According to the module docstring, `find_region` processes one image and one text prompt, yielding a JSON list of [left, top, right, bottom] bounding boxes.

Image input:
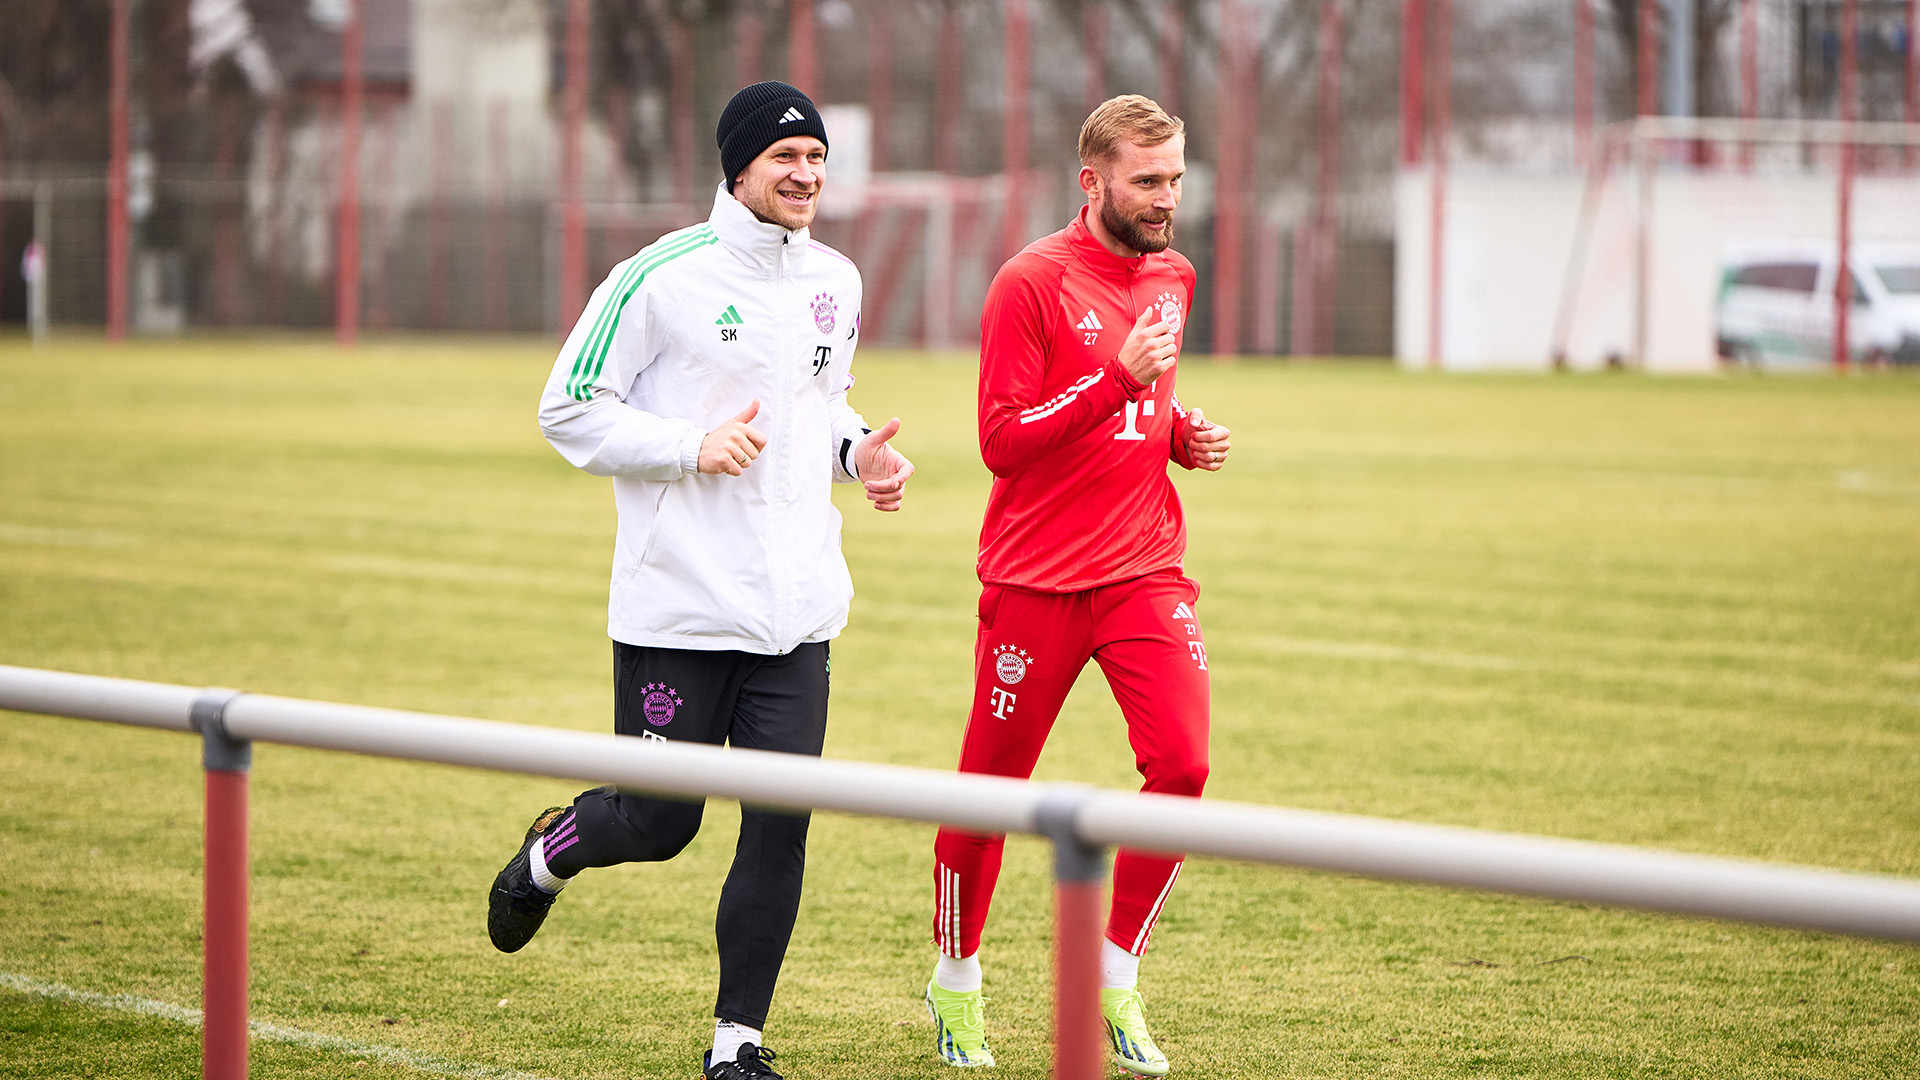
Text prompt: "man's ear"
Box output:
[[1078, 164, 1102, 202]]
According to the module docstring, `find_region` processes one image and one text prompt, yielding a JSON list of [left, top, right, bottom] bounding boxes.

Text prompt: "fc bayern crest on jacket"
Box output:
[[812, 293, 838, 334], [1155, 291, 1184, 334]]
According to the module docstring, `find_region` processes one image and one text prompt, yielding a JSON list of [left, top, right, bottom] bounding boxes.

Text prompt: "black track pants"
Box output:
[[546, 640, 830, 1029]]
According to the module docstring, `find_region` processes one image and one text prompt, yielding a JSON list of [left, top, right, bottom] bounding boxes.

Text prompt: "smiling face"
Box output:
[[1081, 134, 1185, 258], [731, 135, 827, 231]]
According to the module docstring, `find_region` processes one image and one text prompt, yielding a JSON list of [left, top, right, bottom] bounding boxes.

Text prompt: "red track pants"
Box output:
[[933, 569, 1211, 958]]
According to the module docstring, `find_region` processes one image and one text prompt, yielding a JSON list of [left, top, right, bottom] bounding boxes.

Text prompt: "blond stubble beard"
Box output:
[[1099, 194, 1173, 255]]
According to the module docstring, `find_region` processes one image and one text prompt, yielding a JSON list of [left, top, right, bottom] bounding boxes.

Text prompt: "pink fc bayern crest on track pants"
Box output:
[[933, 569, 1211, 958]]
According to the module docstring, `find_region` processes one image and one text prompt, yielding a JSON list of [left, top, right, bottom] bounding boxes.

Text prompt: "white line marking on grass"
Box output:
[[0, 972, 556, 1080], [0, 522, 133, 547], [1242, 635, 1920, 709], [1245, 635, 1525, 671]]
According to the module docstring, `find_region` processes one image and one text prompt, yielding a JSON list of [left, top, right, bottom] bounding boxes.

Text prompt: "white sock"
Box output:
[[527, 834, 569, 894], [1100, 939, 1140, 990], [934, 952, 982, 993], [712, 1019, 762, 1063]]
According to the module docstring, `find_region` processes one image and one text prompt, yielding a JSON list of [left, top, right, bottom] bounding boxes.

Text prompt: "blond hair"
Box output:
[[1077, 95, 1185, 168]]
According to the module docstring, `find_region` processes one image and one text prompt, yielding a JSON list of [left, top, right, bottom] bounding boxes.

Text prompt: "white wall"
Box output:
[[1397, 166, 1920, 373]]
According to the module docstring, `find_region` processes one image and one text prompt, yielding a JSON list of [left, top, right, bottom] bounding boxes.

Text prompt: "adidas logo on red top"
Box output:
[[1075, 310, 1104, 331], [1171, 602, 1195, 621]]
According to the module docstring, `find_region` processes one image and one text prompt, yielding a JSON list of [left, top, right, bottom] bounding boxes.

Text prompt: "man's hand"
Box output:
[[851, 417, 914, 512], [1116, 305, 1179, 387], [698, 400, 768, 476], [1184, 407, 1231, 471]]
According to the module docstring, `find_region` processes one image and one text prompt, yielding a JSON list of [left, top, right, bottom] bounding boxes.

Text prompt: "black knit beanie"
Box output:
[[717, 81, 830, 190]]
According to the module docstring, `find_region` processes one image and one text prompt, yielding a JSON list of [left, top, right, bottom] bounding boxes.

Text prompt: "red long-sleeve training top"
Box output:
[[976, 206, 1202, 592]]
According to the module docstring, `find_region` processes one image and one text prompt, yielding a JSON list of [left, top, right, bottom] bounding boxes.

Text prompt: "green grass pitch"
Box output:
[[2, 336, 1917, 1078]]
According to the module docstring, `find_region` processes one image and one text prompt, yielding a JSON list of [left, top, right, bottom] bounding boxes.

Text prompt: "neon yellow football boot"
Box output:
[[1100, 987, 1170, 1076], [925, 978, 996, 1067]]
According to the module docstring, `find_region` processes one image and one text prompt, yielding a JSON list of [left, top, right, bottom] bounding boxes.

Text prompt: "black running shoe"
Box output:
[[487, 806, 568, 953], [703, 1044, 784, 1080]]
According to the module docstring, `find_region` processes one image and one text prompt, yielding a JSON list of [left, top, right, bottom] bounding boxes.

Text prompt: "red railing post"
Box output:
[[193, 690, 250, 1080], [1037, 793, 1106, 1080]]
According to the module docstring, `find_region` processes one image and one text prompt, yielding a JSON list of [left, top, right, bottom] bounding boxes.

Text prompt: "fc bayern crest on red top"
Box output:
[[640, 682, 683, 726], [992, 644, 1032, 685], [1156, 291, 1184, 334], [811, 293, 838, 334]]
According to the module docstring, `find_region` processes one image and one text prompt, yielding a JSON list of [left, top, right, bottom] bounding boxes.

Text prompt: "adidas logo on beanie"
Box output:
[[717, 81, 830, 189]]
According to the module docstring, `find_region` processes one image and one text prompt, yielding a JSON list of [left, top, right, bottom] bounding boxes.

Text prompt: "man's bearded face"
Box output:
[[1099, 184, 1175, 254]]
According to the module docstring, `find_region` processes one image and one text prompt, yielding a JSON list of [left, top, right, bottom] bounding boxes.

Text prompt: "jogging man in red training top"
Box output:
[[923, 95, 1230, 1077]]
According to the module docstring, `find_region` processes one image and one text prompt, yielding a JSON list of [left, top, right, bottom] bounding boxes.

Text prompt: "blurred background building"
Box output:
[[0, 0, 1915, 365]]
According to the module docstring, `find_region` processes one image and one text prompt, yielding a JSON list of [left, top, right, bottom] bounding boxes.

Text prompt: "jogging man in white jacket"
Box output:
[[488, 81, 912, 1080]]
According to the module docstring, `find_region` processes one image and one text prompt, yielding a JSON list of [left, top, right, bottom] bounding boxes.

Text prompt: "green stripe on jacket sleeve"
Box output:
[[564, 226, 717, 402]]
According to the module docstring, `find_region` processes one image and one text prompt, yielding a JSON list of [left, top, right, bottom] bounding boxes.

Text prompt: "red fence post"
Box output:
[[486, 101, 509, 331], [1835, 0, 1858, 372], [789, 0, 818, 99], [869, 4, 894, 174], [1158, 2, 1183, 119], [1037, 794, 1107, 1080], [0, 102, 7, 322], [1401, 0, 1424, 168], [193, 690, 250, 1080], [1636, 0, 1658, 119], [427, 103, 451, 328], [336, 0, 364, 348], [559, 0, 589, 334], [1575, 0, 1593, 166], [1907, 0, 1918, 169], [1213, 0, 1244, 357], [108, 0, 130, 342], [1001, 0, 1031, 267], [1427, 0, 1451, 369], [1314, 0, 1343, 357], [1740, 0, 1757, 170], [737, 5, 765, 86], [1083, 4, 1107, 115], [670, 21, 695, 204], [936, 7, 963, 176]]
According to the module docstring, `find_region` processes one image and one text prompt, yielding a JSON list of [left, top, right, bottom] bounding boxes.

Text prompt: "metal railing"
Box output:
[[4, 663, 1918, 1079]]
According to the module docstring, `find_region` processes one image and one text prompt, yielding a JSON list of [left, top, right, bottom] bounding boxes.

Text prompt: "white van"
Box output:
[[1716, 243, 1920, 369]]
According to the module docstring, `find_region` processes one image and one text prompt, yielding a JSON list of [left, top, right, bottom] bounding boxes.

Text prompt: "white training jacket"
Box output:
[[539, 184, 869, 654]]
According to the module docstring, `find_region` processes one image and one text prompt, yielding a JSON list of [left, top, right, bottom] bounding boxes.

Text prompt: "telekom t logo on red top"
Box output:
[[1115, 381, 1158, 441]]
